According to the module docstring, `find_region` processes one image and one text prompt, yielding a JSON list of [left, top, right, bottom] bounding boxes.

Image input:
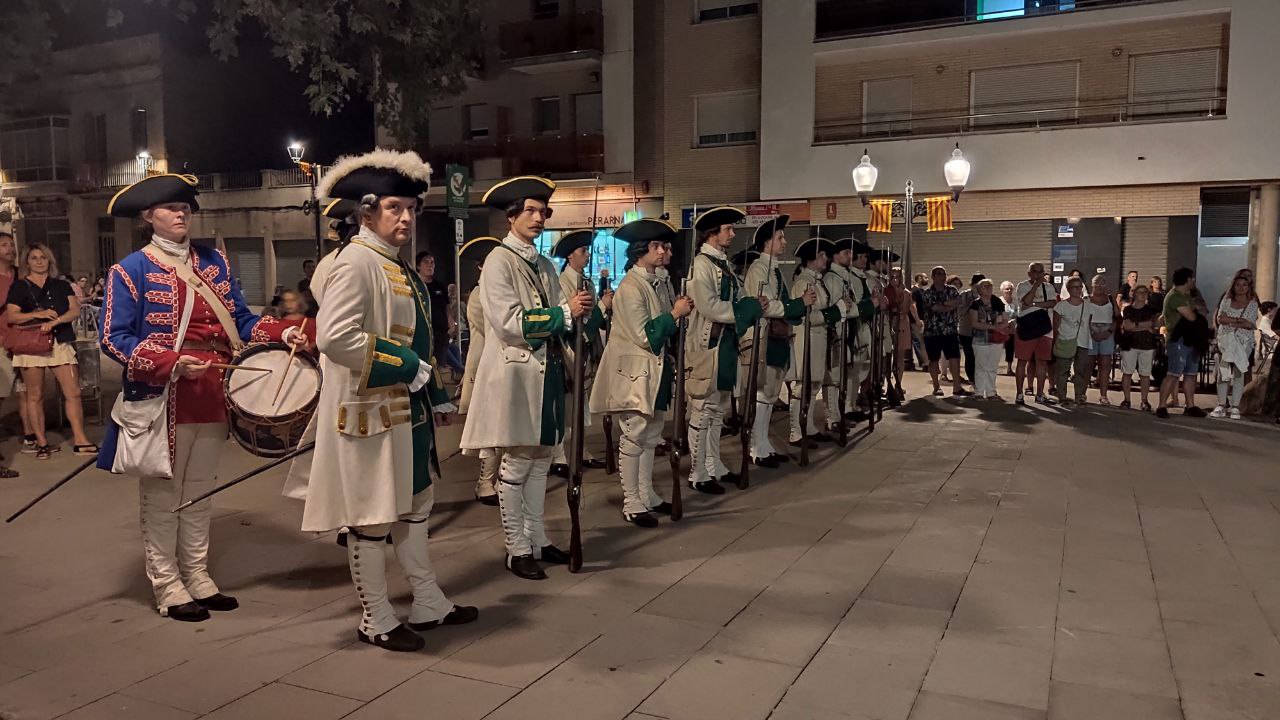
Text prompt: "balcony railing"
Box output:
[[813, 95, 1226, 145], [429, 132, 605, 179], [816, 0, 1183, 41], [64, 162, 314, 193], [499, 10, 603, 62]]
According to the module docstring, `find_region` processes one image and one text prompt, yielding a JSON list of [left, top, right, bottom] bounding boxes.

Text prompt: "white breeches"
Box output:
[[494, 445, 556, 558], [616, 410, 666, 515]]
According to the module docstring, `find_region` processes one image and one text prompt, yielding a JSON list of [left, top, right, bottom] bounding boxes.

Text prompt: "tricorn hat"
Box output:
[[795, 236, 836, 263], [693, 206, 745, 233], [482, 176, 556, 210], [751, 214, 789, 251], [551, 229, 595, 259], [460, 236, 501, 265], [318, 149, 432, 201], [107, 173, 201, 217]]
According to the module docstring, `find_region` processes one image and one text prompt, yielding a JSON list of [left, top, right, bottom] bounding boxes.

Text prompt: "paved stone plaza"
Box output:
[[2, 372, 1280, 720]]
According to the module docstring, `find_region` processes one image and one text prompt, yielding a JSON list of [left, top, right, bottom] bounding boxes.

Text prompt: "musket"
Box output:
[[601, 273, 618, 476], [837, 302, 851, 448], [567, 174, 600, 573], [668, 277, 688, 522], [868, 272, 881, 433], [738, 275, 767, 489], [173, 442, 315, 513], [6, 456, 97, 523], [799, 274, 815, 467]]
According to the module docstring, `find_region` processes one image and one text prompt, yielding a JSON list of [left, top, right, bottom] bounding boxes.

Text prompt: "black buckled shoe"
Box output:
[[194, 593, 239, 612], [753, 455, 780, 468], [654, 442, 670, 457], [409, 605, 479, 631], [583, 458, 606, 470], [769, 453, 791, 464], [549, 463, 571, 478], [650, 501, 673, 516], [624, 511, 659, 528], [844, 410, 868, 422], [475, 492, 499, 507], [165, 601, 210, 623], [358, 624, 425, 652], [689, 480, 725, 495], [507, 554, 547, 580], [811, 432, 836, 444], [538, 545, 571, 565], [719, 472, 741, 487], [789, 438, 817, 449]]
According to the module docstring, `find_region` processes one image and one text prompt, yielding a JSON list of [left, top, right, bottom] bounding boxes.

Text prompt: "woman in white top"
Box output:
[[1052, 276, 1090, 405], [1084, 275, 1120, 405], [1212, 270, 1259, 419]]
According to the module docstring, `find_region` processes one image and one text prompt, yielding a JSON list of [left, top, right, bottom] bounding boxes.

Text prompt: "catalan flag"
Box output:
[[925, 196, 954, 232], [867, 199, 894, 233]]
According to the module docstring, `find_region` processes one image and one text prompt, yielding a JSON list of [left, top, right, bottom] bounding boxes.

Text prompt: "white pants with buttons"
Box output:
[[616, 410, 666, 515], [138, 422, 225, 613], [348, 486, 454, 637], [493, 445, 556, 558], [687, 390, 728, 483]]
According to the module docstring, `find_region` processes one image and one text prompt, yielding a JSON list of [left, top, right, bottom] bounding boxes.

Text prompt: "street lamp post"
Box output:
[[288, 141, 324, 261], [850, 143, 971, 277]]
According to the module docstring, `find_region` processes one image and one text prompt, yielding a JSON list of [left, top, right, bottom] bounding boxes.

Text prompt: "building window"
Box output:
[[1129, 48, 1222, 118], [574, 92, 603, 133], [862, 77, 912, 137], [83, 114, 107, 165], [532, 0, 559, 18], [98, 217, 117, 270], [131, 108, 148, 155], [465, 104, 490, 140], [970, 61, 1079, 128], [224, 237, 267, 305], [695, 0, 758, 23], [535, 97, 562, 134], [0, 116, 70, 183], [694, 92, 759, 147]]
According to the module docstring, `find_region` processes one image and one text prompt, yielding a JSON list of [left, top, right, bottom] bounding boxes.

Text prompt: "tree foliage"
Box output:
[[0, 0, 483, 146]]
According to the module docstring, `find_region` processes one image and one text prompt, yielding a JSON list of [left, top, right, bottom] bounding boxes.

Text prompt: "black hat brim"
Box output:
[[795, 236, 835, 262], [615, 218, 677, 246], [694, 206, 746, 233], [108, 174, 201, 217], [552, 229, 594, 258], [751, 214, 790, 250], [322, 198, 359, 220], [328, 167, 430, 202], [482, 176, 556, 210], [460, 237, 501, 264]]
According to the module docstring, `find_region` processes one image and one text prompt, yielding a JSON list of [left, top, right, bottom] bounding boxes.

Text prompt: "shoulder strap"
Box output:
[[147, 245, 245, 350], [496, 244, 550, 307]]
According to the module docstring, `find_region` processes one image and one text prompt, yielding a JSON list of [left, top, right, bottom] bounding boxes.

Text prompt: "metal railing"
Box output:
[[429, 132, 605, 177], [816, 0, 1184, 41], [814, 95, 1226, 144], [499, 10, 603, 62]]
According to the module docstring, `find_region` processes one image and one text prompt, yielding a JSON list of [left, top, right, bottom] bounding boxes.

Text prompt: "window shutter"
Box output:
[[970, 62, 1078, 128], [907, 220, 1053, 290], [862, 77, 912, 136], [225, 238, 266, 306], [696, 93, 760, 145], [1129, 49, 1220, 118], [1121, 218, 1169, 281]]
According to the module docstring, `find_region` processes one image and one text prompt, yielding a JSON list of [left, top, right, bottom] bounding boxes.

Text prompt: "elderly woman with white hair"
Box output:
[[999, 281, 1017, 375], [968, 278, 1012, 399]]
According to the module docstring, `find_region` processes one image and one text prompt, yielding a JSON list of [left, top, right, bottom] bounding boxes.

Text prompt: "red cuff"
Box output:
[[129, 342, 179, 385], [251, 315, 287, 343]]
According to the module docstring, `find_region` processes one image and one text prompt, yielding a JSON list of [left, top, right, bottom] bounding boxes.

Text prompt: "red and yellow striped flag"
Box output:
[[867, 199, 893, 233], [925, 197, 954, 232]]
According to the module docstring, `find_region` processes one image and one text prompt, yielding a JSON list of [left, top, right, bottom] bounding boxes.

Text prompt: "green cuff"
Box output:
[[821, 306, 843, 327], [783, 297, 807, 321], [857, 297, 877, 322], [585, 304, 606, 335], [523, 305, 566, 341], [362, 335, 421, 393], [643, 312, 678, 355], [733, 297, 764, 337]]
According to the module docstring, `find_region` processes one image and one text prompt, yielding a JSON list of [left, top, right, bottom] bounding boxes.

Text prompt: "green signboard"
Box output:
[[446, 163, 470, 219]]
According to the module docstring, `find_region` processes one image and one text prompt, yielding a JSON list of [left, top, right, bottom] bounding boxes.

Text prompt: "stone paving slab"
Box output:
[[3, 372, 1280, 719]]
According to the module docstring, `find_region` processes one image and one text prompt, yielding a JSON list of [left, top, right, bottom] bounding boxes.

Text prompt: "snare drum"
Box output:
[[224, 343, 322, 457]]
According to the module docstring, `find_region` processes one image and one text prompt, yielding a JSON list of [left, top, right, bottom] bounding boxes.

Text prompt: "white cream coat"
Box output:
[[589, 266, 669, 418]]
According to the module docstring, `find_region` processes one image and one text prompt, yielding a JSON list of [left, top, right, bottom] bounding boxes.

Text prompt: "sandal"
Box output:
[[1099, 397, 1111, 406], [1141, 401, 1153, 412], [932, 387, 944, 397], [36, 446, 52, 460], [73, 444, 99, 456], [0, 467, 18, 478], [1119, 400, 1131, 409]]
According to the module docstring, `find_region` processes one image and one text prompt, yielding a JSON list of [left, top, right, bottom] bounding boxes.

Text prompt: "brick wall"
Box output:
[[660, 2, 762, 219], [814, 14, 1228, 131], [812, 183, 1202, 225]]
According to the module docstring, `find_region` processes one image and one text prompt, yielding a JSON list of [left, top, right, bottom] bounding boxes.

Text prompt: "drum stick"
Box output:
[[208, 363, 271, 372], [271, 342, 301, 406]]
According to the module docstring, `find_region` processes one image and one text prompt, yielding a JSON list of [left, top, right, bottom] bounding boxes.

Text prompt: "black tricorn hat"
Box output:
[[731, 248, 760, 273], [551, 229, 594, 259], [795, 237, 836, 262], [482, 176, 556, 210], [460, 236, 501, 265], [107, 173, 200, 217], [318, 149, 432, 201], [322, 198, 359, 220], [870, 248, 902, 263], [751, 214, 790, 251], [832, 236, 873, 257], [615, 217, 678, 246], [693, 206, 745, 233]]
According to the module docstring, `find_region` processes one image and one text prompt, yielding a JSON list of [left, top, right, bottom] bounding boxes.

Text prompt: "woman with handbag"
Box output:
[[98, 173, 306, 622], [4, 242, 97, 459]]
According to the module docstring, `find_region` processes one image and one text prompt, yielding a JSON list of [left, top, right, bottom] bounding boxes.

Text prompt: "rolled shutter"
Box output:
[[1121, 217, 1169, 281], [907, 220, 1052, 290], [224, 237, 267, 306], [1129, 49, 1221, 118], [970, 62, 1078, 128]]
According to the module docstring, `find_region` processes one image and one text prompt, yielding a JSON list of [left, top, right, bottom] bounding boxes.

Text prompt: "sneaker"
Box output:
[[1141, 401, 1153, 412], [1210, 405, 1226, 418], [1229, 407, 1242, 420], [1119, 400, 1131, 409], [1184, 406, 1207, 418], [21, 435, 38, 453], [1042, 395, 1058, 405], [1155, 407, 1170, 418], [1016, 395, 1025, 406]]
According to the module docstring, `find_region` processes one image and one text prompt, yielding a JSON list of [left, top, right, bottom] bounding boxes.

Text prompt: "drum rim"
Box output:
[[223, 341, 322, 422]]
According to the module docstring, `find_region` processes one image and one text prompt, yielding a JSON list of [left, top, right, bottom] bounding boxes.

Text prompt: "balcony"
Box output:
[[816, 0, 1182, 41], [68, 162, 312, 193], [428, 133, 604, 180], [499, 10, 603, 74], [814, 95, 1226, 145]]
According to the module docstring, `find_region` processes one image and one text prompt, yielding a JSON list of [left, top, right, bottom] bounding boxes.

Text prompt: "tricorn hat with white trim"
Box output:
[[318, 149, 432, 202]]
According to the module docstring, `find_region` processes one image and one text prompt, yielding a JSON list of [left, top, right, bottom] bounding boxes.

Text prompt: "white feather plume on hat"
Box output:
[[317, 148, 433, 199]]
